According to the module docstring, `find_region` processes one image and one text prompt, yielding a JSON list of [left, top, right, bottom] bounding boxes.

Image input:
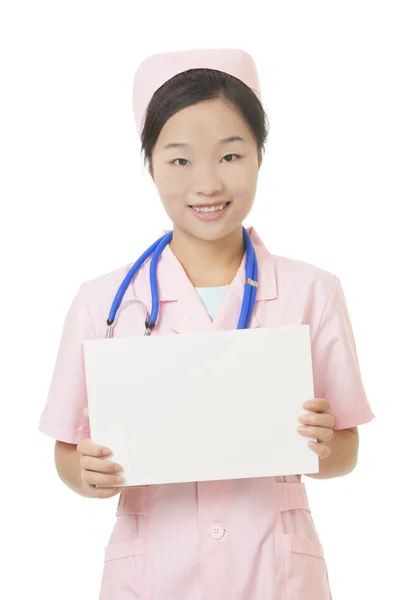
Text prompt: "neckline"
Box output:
[[195, 284, 230, 291]]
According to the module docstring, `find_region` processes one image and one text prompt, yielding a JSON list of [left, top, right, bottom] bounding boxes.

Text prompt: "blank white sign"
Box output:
[[83, 325, 318, 486]]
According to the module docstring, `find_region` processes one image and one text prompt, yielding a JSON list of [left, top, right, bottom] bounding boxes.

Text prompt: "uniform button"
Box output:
[[209, 523, 225, 540], [83, 407, 89, 417]]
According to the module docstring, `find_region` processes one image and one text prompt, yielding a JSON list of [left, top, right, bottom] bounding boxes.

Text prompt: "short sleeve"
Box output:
[[311, 276, 375, 430], [38, 284, 95, 443]]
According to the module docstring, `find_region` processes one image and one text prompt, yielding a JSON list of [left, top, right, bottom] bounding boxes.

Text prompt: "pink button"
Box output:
[[209, 523, 225, 540]]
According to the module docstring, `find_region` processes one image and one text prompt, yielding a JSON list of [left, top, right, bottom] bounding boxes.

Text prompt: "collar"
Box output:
[[155, 226, 277, 302], [126, 226, 278, 333]]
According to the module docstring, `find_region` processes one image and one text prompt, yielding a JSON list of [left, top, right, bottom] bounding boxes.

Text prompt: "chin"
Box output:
[[184, 220, 244, 243]]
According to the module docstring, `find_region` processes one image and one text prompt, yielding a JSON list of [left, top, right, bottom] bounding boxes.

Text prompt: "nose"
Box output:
[[192, 163, 224, 195]]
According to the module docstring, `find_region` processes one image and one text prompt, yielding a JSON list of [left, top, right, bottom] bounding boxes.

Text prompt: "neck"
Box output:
[[169, 226, 245, 287]]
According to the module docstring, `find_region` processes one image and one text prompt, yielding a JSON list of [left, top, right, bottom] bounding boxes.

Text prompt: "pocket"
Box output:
[[276, 482, 332, 600], [281, 533, 331, 600], [282, 533, 324, 558], [104, 537, 147, 562], [99, 538, 148, 600]]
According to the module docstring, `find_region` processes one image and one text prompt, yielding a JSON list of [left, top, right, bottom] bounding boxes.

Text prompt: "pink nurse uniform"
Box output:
[[39, 226, 375, 599]]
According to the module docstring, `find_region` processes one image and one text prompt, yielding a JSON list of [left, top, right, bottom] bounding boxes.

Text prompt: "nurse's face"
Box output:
[[150, 97, 262, 242]]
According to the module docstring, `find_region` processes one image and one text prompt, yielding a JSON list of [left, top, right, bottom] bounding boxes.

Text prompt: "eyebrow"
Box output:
[[163, 135, 245, 150]]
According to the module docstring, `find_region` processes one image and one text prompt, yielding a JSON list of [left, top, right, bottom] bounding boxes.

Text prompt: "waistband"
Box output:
[[116, 481, 310, 516]]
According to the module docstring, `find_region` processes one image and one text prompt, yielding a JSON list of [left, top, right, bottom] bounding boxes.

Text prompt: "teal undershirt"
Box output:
[[195, 285, 230, 321]]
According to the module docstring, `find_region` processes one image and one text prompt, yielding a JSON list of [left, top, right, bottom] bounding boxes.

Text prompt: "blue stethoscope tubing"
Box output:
[[106, 226, 258, 338]]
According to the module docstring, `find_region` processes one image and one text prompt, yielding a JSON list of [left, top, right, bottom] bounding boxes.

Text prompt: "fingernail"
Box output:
[[102, 448, 111, 455], [116, 476, 124, 483]]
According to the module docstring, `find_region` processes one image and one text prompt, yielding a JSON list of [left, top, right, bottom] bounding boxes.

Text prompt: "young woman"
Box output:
[[39, 48, 375, 600]]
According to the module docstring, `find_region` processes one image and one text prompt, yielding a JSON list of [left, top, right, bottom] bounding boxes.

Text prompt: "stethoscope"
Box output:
[[105, 226, 258, 338]]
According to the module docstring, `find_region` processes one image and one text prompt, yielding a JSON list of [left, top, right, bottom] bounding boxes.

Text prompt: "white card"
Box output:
[[83, 325, 318, 487]]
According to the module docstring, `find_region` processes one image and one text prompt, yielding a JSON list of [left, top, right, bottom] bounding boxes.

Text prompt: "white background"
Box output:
[[1, 1, 398, 598]]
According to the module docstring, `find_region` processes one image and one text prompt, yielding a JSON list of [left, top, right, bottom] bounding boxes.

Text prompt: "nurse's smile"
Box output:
[[188, 200, 231, 220]]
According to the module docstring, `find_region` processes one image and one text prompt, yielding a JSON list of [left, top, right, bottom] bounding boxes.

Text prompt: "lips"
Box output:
[[188, 201, 231, 221], [188, 201, 231, 213], [189, 201, 230, 208]]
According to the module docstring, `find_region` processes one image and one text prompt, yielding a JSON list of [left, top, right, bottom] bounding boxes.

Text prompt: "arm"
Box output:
[[54, 440, 87, 496]]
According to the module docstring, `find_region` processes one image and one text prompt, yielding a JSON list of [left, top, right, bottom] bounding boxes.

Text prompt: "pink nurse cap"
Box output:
[[132, 48, 262, 136]]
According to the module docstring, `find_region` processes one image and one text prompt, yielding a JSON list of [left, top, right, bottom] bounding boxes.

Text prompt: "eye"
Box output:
[[171, 158, 189, 166], [222, 154, 240, 162], [171, 154, 240, 167]]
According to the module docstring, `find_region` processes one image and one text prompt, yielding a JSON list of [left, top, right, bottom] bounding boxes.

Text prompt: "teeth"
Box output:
[[192, 203, 227, 213]]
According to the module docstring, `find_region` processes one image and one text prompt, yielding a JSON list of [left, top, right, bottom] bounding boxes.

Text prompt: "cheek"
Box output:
[[228, 169, 258, 199], [158, 189, 187, 219], [164, 179, 188, 196], [156, 168, 188, 196], [155, 176, 187, 211]]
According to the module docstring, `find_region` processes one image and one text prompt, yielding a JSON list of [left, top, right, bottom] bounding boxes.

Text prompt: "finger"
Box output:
[[299, 412, 335, 429], [77, 439, 112, 458], [81, 455, 123, 474], [309, 441, 331, 459], [297, 425, 334, 443], [303, 398, 330, 413], [83, 470, 125, 487], [80, 475, 123, 499]]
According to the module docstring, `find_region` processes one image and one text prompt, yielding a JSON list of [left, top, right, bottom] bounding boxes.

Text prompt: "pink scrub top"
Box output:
[[38, 226, 375, 600]]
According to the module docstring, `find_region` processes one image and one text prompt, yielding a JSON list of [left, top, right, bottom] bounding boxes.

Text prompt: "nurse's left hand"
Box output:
[[297, 398, 335, 459]]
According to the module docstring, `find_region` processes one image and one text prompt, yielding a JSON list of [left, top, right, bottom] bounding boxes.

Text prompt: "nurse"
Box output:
[[38, 48, 375, 599]]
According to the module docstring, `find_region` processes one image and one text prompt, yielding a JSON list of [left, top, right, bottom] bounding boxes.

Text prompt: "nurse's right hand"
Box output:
[[77, 439, 124, 499]]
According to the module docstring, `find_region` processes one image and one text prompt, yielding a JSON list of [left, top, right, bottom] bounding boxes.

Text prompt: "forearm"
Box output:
[[54, 441, 88, 497], [305, 428, 359, 479]]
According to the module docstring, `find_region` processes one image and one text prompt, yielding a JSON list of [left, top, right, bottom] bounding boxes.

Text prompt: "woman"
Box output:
[[39, 48, 375, 599]]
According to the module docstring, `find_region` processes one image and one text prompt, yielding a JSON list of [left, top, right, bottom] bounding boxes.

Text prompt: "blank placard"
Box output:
[[83, 325, 318, 487]]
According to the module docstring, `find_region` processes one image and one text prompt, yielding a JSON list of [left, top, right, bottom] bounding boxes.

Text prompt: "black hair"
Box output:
[[140, 67, 270, 177]]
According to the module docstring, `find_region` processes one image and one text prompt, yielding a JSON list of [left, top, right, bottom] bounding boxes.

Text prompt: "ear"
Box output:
[[148, 159, 154, 180], [258, 149, 263, 169]]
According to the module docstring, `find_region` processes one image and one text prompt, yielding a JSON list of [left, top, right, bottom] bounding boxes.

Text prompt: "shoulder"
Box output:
[[272, 252, 339, 299], [269, 253, 345, 335], [77, 261, 143, 332], [252, 227, 338, 303], [80, 262, 134, 299]]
